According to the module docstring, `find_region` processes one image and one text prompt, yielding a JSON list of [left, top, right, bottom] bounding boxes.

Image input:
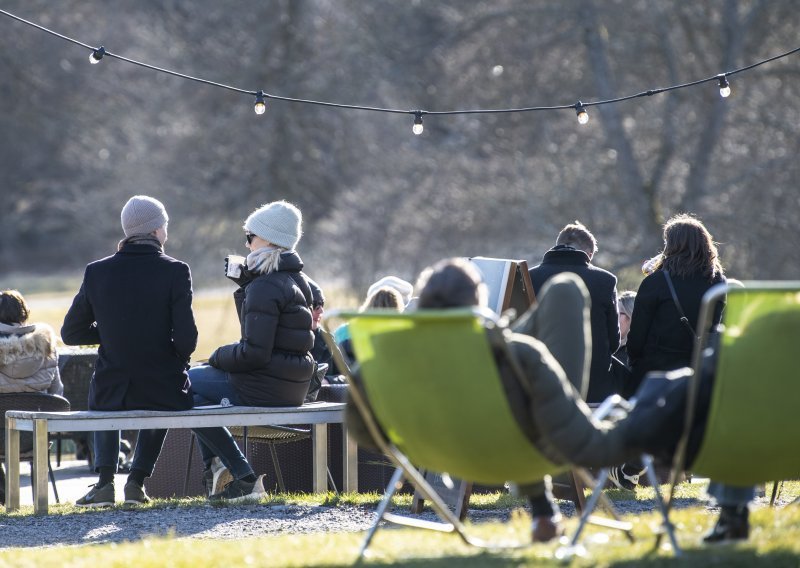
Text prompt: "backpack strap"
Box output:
[[663, 270, 697, 340]]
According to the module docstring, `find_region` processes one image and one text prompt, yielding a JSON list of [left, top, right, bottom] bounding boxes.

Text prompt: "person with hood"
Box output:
[[0, 290, 63, 396], [0, 289, 64, 505]]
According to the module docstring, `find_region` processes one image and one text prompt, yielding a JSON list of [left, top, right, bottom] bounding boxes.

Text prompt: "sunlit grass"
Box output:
[[0, 487, 798, 567], [23, 286, 358, 361]]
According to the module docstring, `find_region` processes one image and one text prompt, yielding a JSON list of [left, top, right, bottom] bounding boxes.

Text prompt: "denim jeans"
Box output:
[[707, 481, 756, 506], [190, 364, 243, 407], [188, 364, 253, 479], [93, 429, 167, 476]]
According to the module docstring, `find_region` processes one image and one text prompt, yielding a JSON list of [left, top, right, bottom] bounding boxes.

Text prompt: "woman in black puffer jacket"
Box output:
[[188, 200, 315, 500]]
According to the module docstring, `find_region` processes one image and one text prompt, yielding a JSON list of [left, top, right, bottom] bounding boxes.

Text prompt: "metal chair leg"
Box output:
[[359, 467, 405, 558], [183, 432, 196, 497], [47, 460, 59, 504], [268, 442, 286, 492], [770, 481, 783, 507], [641, 454, 681, 555]]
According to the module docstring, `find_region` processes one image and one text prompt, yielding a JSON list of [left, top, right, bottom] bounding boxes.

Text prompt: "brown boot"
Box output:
[[532, 515, 564, 543]]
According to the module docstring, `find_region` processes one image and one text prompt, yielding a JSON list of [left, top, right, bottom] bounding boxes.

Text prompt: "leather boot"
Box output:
[[703, 505, 749, 543]]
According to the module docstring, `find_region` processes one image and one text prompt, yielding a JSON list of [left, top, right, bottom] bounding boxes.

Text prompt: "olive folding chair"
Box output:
[[661, 281, 800, 554], [324, 308, 634, 559]]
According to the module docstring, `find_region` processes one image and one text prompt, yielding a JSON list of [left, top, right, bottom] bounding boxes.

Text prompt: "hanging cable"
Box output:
[[1, 8, 799, 133]]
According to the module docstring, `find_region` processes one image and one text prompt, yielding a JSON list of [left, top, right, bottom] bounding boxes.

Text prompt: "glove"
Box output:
[[224, 257, 255, 287]]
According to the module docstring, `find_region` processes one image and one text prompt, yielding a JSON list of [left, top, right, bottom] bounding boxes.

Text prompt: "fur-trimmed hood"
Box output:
[[0, 323, 58, 378]]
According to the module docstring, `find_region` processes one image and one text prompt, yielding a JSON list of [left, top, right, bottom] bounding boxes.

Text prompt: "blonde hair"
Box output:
[[249, 246, 287, 275], [617, 291, 636, 318], [359, 287, 404, 312]]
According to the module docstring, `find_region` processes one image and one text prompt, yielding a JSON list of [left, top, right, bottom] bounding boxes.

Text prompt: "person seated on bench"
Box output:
[[61, 195, 263, 507], [350, 257, 739, 543], [0, 289, 64, 505], [188, 201, 315, 498], [307, 278, 346, 392]]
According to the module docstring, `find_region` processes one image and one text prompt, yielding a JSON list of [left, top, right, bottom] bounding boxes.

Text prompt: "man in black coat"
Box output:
[[529, 221, 620, 403], [62, 195, 197, 508]]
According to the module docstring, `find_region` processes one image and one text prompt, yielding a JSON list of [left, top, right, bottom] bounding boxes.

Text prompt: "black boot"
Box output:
[[703, 505, 749, 543]]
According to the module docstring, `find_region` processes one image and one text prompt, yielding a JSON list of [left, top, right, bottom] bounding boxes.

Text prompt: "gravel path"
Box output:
[[0, 493, 786, 549]]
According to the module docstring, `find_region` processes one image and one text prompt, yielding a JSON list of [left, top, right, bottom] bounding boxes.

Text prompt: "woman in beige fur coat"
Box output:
[[0, 290, 63, 395]]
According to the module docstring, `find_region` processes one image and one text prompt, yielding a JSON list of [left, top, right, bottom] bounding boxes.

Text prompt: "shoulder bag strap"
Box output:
[[663, 270, 697, 340]]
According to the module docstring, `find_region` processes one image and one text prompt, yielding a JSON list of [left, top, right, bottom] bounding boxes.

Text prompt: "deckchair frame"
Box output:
[[323, 308, 635, 559], [659, 281, 800, 553]]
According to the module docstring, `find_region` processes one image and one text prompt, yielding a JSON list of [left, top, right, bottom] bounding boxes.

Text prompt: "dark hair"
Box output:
[[0, 290, 30, 324], [417, 258, 482, 309], [360, 287, 403, 311], [658, 214, 723, 280], [556, 220, 598, 256]]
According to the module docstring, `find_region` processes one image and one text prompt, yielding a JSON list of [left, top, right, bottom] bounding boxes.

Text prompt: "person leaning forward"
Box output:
[[61, 195, 197, 508]]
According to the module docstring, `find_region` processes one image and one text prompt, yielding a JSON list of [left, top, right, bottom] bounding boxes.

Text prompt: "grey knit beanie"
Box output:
[[121, 195, 169, 237], [243, 201, 302, 250]]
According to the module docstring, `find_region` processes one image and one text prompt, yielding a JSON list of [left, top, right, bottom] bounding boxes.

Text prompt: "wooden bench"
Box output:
[[5, 401, 357, 514]]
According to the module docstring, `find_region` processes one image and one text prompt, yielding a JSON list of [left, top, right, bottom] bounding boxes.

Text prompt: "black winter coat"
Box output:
[[627, 269, 725, 391], [209, 251, 315, 406], [61, 244, 197, 411], [529, 246, 620, 402]]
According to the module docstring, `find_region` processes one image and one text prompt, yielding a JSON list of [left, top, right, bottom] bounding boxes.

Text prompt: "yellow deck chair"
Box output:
[[662, 282, 800, 553], [324, 308, 634, 559]]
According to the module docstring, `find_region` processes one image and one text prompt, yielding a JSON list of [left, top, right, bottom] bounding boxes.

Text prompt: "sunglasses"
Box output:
[[245, 232, 256, 245]]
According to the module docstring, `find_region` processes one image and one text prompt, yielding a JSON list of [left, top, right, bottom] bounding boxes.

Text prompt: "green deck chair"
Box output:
[[662, 282, 800, 553], [324, 308, 633, 558]]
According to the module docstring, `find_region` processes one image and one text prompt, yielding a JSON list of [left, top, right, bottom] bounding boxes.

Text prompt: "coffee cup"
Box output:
[[226, 255, 246, 278]]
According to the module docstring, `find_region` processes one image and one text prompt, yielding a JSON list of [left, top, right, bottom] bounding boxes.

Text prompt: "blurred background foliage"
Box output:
[[1, 0, 798, 298]]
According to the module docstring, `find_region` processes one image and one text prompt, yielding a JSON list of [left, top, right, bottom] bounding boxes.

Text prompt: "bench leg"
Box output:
[[342, 422, 358, 493], [311, 424, 328, 493], [5, 417, 21, 511], [32, 419, 49, 515]]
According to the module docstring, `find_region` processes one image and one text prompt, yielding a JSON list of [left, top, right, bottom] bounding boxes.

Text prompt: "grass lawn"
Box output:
[[0, 483, 797, 567], [24, 286, 358, 361]]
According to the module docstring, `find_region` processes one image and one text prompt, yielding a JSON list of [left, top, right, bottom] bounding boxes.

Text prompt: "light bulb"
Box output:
[[89, 46, 105, 65], [412, 114, 424, 135], [575, 102, 589, 125], [718, 75, 731, 98], [254, 91, 267, 115]]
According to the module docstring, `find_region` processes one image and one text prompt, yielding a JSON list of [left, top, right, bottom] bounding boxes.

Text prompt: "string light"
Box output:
[[717, 74, 731, 98], [254, 90, 267, 115], [412, 112, 424, 135], [1, 8, 799, 136], [89, 46, 105, 65], [575, 102, 589, 124]]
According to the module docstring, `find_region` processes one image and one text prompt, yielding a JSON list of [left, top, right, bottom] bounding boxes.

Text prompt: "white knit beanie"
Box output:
[[244, 201, 303, 250], [120, 195, 169, 237], [367, 276, 414, 304]]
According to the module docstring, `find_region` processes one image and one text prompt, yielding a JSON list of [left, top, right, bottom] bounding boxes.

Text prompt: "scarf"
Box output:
[[118, 234, 164, 252], [246, 245, 283, 275]]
